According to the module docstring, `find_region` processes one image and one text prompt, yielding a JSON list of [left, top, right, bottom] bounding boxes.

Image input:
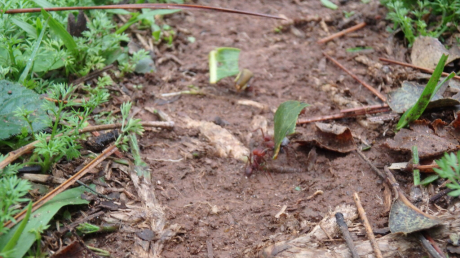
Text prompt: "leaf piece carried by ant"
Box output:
[[273, 100, 309, 159], [295, 123, 356, 153], [384, 120, 459, 159]]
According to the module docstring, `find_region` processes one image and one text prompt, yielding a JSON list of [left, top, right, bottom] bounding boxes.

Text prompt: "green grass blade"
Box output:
[[40, 9, 78, 56], [1, 202, 32, 254], [18, 18, 48, 83], [396, 54, 454, 130], [10, 18, 38, 38]]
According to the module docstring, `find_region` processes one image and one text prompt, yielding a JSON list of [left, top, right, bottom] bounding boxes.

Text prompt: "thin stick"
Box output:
[[353, 192, 383, 258], [335, 212, 359, 258], [4, 145, 117, 229], [3, 4, 285, 20], [76, 180, 113, 200], [323, 52, 387, 102], [340, 104, 390, 114], [417, 233, 444, 258], [0, 121, 173, 170], [70, 64, 115, 86], [379, 57, 460, 81], [422, 232, 447, 258], [297, 107, 390, 125], [318, 22, 366, 44]]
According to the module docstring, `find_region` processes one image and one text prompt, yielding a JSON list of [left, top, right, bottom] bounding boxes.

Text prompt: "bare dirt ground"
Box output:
[[79, 0, 450, 257]]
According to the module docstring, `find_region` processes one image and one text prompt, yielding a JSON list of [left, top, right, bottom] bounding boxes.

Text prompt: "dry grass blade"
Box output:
[[4, 145, 117, 229], [3, 3, 285, 20]]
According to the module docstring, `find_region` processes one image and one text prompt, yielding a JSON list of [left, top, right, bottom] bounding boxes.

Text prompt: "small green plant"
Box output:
[[115, 101, 144, 152], [396, 54, 455, 130], [426, 151, 460, 197], [412, 146, 420, 185], [382, 0, 460, 44]]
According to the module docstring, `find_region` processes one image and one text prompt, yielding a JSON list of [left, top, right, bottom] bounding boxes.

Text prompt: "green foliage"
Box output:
[[209, 47, 241, 84], [396, 54, 455, 130], [432, 151, 460, 197], [0, 186, 91, 258], [0, 80, 51, 140], [382, 0, 460, 44], [115, 101, 144, 152], [0, 202, 32, 258], [273, 101, 309, 159]]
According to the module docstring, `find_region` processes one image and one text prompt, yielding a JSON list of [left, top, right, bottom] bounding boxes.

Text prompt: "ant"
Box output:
[[244, 147, 273, 179], [244, 128, 290, 178]]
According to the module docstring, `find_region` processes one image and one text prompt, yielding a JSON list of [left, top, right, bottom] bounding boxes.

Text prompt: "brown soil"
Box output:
[[85, 0, 440, 257]]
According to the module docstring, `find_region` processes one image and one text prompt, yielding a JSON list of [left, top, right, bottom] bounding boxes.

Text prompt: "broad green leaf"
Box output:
[[10, 18, 37, 38], [0, 80, 51, 140], [0, 186, 90, 258], [273, 101, 309, 159], [41, 9, 78, 56], [19, 18, 48, 83], [209, 47, 240, 84], [396, 54, 455, 130], [32, 50, 65, 72], [0, 202, 32, 255]]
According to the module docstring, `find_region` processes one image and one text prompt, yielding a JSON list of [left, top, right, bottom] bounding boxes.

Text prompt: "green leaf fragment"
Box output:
[[1, 203, 32, 255], [321, 0, 338, 10], [273, 101, 309, 159], [209, 47, 241, 84]]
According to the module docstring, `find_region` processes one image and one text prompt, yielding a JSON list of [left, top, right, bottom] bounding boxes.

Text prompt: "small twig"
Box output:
[[70, 64, 115, 86], [356, 149, 386, 180], [4, 145, 117, 229], [306, 190, 323, 200], [3, 4, 286, 20], [297, 107, 389, 125], [430, 188, 454, 203], [379, 57, 460, 81], [335, 212, 359, 258], [417, 232, 444, 258], [353, 192, 383, 258], [0, 121, 173, 170], [206, 239, 214, 258], [323, 52, 387, 102], [340, 104, 390, 114], [318, 22, 366, 44], [423, 232, 447, 258], [319, 222, 334, 241], [161, 90, 203, 97], [76, 180, 114, 200]]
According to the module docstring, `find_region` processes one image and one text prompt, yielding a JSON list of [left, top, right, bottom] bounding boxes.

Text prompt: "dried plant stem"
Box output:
[[379, 57, 460, 81], [0, 121, 173, 170], [4, 145, 117, 229], [340, 104, 390, 114], [353, 192, 383, 258], [3, 3, 285, 20], [317, 22, 366, 44], [297, 106, 389, 125], [323, 52, 387, 102], [417, 233, 444, 258]]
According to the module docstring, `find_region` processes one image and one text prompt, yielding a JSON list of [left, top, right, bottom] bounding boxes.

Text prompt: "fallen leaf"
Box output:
[[411, 36, 460, 69], [389, 198, 441, 234], [384, 121, 458, 159], [296, 123, 356, 153]]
